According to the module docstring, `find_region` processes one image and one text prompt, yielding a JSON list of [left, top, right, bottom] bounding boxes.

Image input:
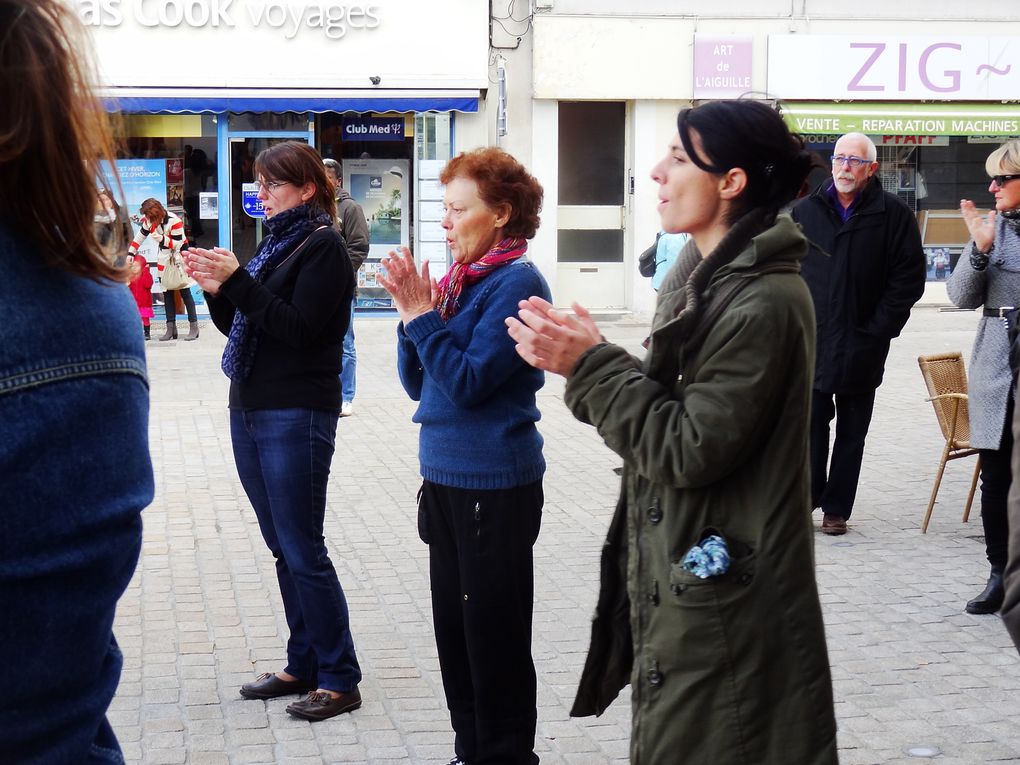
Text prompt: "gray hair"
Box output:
[[837, 132, 877, 162], [322, 157, 342, 177]]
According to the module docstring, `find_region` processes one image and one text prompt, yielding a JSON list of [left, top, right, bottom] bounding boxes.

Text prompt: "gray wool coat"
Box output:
[[946, 216, 1020, 450]]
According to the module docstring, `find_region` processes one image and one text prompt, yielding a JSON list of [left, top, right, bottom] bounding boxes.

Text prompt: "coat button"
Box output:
[[647, 504, 662, 524], [644, 660, 660, 685]]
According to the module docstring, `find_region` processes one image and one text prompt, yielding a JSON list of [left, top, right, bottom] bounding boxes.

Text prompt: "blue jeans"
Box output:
[[230, 407, 361, 692], [340, 301, 356, 403]]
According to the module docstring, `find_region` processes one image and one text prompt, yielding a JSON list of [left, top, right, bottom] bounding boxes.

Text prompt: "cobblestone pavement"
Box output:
[[112, 306, 1020, 765]]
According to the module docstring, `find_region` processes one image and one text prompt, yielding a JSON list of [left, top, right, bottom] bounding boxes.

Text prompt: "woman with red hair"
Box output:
[[379, 147, 551, 765]]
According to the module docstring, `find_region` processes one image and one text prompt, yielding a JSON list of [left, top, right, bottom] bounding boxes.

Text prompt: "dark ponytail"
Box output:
[[668, 100, 819, 351], [677, 100, 818, 224]]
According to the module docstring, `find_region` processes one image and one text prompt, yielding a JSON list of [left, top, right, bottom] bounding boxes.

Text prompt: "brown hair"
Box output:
[[139, 198, 168, 225], [254, 141, 336, 221], [440, 147, 543, 239], [0, 0, 123, 280]]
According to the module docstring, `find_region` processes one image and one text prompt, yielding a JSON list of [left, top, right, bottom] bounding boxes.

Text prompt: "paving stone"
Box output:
[[109, 310, 1020, 763]]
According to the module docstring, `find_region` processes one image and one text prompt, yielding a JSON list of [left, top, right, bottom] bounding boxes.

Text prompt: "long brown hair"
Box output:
[[254, 141, 337, 221], [0, 0, 123, 280]]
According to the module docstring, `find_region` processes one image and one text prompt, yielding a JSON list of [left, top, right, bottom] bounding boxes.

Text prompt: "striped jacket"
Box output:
[[128, 211, 187, 259]]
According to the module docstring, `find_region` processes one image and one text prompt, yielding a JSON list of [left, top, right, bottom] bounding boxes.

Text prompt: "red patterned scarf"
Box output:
[[436, 237, 528, 320]]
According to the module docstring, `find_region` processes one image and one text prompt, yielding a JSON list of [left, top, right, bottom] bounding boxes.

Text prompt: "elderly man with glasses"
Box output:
[[791, 132, 925, 536]]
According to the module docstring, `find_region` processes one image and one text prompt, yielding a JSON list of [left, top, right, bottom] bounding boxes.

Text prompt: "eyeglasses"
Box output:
[[253, 179, 289, 192], [830, 155, 871, 169], [991, 174, 1020, 187]]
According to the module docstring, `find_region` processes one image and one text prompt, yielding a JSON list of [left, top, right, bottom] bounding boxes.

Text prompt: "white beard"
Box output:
[[833, 176, 859, 194]]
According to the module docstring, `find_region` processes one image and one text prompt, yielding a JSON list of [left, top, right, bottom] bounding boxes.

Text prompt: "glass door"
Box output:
[[219, 114, 314, 260], [555, 101, 629, 309]]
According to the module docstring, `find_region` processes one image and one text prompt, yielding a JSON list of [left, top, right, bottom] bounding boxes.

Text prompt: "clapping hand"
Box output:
[[960, 199, 996, 254], [377, 246, 438, 325], [183, 247, 240, 296], [506, 297, 602, 378]]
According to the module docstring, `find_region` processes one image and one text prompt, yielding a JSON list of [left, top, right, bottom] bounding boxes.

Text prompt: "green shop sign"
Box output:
[[781, 103, 1020, 137]]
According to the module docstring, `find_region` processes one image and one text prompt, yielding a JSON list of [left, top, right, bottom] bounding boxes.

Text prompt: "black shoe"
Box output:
[[965, 572, 1005, 614], [239, 672, 317, 700], [286, 687, 362, 721]]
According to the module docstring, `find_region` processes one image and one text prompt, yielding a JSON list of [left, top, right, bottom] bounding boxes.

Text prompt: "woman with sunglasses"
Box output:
[[184, 141, 362, 721], [947, 140, 1020, 616]]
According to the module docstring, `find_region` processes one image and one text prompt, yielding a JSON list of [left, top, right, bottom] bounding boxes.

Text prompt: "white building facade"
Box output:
[[515, 0, 1020, 315]]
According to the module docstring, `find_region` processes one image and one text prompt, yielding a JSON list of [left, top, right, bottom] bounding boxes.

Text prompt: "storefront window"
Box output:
[[316, 112, 421, 310], [113, 114, 220, 251], [804, 135, 1001, 282]]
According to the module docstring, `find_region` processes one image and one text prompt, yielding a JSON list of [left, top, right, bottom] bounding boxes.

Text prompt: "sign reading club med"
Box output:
[[768, 35, 1020, 101]]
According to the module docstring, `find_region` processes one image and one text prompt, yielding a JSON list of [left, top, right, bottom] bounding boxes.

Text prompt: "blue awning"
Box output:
[[101, 88, 480, 115]]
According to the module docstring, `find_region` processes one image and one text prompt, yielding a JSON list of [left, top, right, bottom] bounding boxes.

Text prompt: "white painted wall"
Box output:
[[530, 9, 1020, 312], [529, 100, 559, 297], [630, 100, 688, 318], [533, 15, 1020, 101]]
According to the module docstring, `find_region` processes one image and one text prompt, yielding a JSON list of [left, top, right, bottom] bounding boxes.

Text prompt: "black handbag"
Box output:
[[638, 233, 662, 278]]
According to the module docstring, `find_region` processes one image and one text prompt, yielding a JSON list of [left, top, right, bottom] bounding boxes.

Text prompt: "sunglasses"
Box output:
[[992, 174, 1020, 187]]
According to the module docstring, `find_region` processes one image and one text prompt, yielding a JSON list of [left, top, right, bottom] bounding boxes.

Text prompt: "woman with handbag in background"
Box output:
[[129, 197, 199, 341]]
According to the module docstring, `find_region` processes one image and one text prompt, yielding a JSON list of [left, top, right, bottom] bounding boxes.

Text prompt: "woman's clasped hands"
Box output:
[[378, 246, 438, 325], [506, 297, 602, 378], [183, 247, 240, 295]]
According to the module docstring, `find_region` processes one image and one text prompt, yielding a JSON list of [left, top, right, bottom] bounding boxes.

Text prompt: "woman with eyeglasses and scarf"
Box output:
[[183, 140, 362, 722], [948, 140, 1020, 617], [378, 147, 551, 765]]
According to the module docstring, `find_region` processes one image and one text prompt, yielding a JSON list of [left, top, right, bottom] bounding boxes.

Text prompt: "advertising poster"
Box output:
[[100, 159, 205, 312], [925, 246, 959, 282], [344, 159, 410, 260]]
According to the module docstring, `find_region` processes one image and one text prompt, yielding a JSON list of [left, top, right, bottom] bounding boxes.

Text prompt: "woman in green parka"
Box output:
[[507, 100, 839, 764]]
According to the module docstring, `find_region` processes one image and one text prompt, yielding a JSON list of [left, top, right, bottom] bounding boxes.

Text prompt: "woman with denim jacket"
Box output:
[[0, 2, 154, 762], [185, 141, 362, 722]]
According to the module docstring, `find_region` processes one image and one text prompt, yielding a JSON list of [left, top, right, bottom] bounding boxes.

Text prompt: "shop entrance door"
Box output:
[[219, 115, 314, 260], [555, 101, 630, 309]]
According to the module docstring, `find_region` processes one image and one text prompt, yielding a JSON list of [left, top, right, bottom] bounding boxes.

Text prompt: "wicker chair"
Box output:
[[917, 352, 980, 533]]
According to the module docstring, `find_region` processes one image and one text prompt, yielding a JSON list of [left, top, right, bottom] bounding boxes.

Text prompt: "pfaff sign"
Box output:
[[768, 36, 1020, 100]]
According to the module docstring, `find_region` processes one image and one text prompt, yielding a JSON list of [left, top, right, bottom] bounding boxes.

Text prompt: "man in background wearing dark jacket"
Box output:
[[324, 158, 370, 417], [791, 132, 925, 535]]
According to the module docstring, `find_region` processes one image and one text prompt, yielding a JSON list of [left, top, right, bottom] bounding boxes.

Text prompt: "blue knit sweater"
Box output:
[[396, 259, 552, 490]]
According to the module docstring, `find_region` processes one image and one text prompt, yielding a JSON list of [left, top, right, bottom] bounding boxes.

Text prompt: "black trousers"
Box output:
[[163, 287, 197, 323], [810, 389, 877, 521], [418, 480, 543, 765], [978, 396, 1014, 571]]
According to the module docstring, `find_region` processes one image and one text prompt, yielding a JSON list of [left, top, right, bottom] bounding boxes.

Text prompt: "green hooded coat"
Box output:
[[566, 215, 838, 764]]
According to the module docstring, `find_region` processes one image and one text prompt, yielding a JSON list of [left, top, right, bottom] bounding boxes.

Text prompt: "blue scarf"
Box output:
[[221, 204, 331, 382]]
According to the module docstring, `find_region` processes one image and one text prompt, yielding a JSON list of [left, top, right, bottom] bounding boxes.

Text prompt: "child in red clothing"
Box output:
[[128, 254, 154, 339]]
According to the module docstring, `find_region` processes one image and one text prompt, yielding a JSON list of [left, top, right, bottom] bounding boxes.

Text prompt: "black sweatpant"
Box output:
[[418, 480, 543, 765]]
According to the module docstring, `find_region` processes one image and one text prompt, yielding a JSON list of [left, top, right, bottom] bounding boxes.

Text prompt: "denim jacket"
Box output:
[[0, 222, 154, 763]]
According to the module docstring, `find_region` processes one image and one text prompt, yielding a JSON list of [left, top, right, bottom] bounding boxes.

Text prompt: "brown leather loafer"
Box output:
[[820, 513, 848, 536], [239, 672, 317, 700], [286, 687, 362, 721]]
